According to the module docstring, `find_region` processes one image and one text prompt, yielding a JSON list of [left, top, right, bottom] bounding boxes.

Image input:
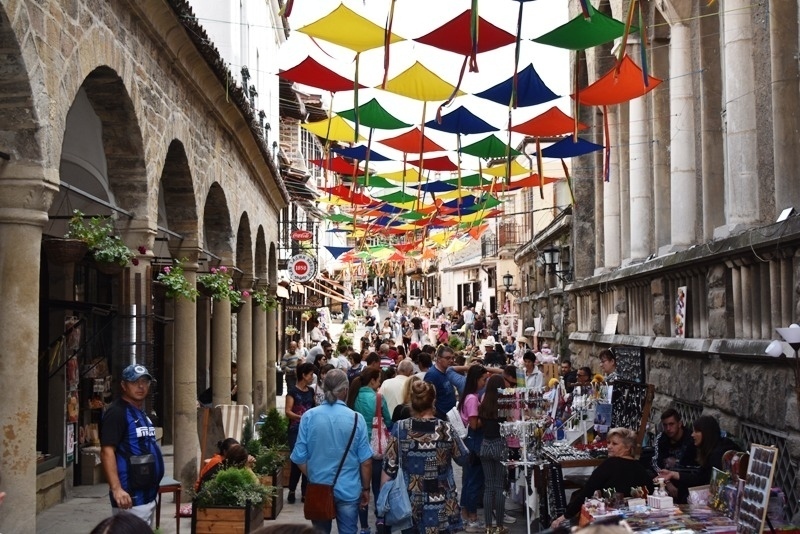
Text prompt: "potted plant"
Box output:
[[155, 259, 199, 301], [300, 310, 314, 322], [246, 440, 286, 520], [198, 266, 244, 308], [258, 408, 290, 486], [192, 466, 272, 533], [284, 325, 299, 337], [252, 289, 278, 312], [66, 209, 134, 273]]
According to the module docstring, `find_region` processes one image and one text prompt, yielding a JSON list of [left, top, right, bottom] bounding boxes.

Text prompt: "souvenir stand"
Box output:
[[535, 379, 655, 527]]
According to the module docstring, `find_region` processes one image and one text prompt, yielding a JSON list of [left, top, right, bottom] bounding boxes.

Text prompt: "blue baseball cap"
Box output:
[[122, 364, 154, 382]]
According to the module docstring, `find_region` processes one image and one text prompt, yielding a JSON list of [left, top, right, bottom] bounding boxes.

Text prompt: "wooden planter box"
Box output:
[[280, 450, 292, 487], [191, 502, 264, 534], [259, 471, 283, 520]]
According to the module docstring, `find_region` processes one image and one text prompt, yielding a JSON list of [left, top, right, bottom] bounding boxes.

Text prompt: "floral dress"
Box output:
[[383, 417, 468, 534]]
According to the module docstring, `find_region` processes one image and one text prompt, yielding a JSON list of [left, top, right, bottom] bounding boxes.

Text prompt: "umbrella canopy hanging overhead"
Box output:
[[320, 184, 375, 205], [424, 105, 498, 135], [533, 2, 635, 50], [476, 173, 560, 191], [332, 145, 393, 162], [378, 128, 447, 153], [481, 159, 535, 178], [296, 3, 404, 53], [512, 106, 589, 137], [536, 137, 604, 158], [310, 156, 367, 176], [575, 54, 662, 106], [279, 56, 366, 92], [336, 98, 412, 130], [408, 155, 459, 172], [414, 180, 459, 194], [414, 9, 517, 71], [460, 134, 521, 159], [381, 61, 466, 102], [301, 115, 366, 142], [443, 174, 492, 187], [475, 62, 559, 107]]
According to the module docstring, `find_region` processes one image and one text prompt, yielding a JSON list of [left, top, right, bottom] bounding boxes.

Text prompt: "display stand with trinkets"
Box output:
[[737, 444, 778, 534]]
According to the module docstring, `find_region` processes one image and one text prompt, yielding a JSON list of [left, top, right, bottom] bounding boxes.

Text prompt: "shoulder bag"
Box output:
[[304, 413, 358, 521], [370, 392, 390, 459], [377, 420, 413, 529], [447, 405, 468, 439]]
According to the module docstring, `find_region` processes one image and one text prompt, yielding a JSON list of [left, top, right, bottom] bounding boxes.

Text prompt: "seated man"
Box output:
[[652, 408, 697, 474]]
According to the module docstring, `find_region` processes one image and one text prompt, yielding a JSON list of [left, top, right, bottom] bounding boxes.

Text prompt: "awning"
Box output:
[[276, 285, 290, 299], [305, 282, 350, 304]]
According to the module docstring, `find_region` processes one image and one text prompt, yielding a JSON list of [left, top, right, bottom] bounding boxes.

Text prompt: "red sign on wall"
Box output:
[[291, 229, 313, 241]]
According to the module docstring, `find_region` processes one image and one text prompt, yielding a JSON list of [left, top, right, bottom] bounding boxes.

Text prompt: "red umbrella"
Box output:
[[279, 57, 367, 93], [512, 107, 589, 137], [310, 157, 366, 176], [378, 128, 446, 154]]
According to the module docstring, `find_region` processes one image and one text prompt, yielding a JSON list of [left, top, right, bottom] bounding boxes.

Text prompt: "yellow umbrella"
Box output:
[[381, 61, 466, 102], [481, 159, 533, 178], [377, 168, 425, 183], [301, 115, 366, 143], [444, 239, 468, 253]]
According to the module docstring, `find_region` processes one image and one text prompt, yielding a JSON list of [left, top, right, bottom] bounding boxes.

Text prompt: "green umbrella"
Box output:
[[337, 98, 411, 130], [533, 2, 636, 50], [443, 174, 492, 187], [377, 190, 419, 204], [459, 135, 521, 159], [353, 176, 398, 188]]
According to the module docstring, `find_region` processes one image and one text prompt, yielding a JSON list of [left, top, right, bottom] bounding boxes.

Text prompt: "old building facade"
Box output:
[[520, 0, 800, 516], [0, 0, 289, 530]]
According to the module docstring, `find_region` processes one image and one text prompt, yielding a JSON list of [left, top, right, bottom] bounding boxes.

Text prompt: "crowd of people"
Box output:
[[93, 310, 741, 534]]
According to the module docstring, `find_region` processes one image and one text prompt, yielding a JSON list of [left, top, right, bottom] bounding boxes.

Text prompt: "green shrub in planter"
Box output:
[[194, 466, 273, 508]]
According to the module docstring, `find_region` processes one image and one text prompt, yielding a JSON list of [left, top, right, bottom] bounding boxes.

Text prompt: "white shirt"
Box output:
[[525, 369, 543, 390], [380, 375, 409, 414]]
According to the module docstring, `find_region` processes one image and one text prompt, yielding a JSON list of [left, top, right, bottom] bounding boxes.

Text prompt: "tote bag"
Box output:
[[376, 421, 413, 530], [370, 392, 390, 459]]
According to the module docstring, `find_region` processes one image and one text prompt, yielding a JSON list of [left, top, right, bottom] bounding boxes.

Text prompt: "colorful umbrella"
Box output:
[[474, 62, 559, 107], [278, 56, 366, 93], [310, 156, 366, 176], [424, 106, 498, 135], [533, 2, 635, 50], [336, 98, 411, 130], [301, 115, 365, 143], [511, 107, 589, 137], [460, 135, 521, 159], [332, 145, 393, 162], [476, 173, 560, 192], [408, 155, 459, 172], [381, 61, 465, 102], [537, 137, 604, 158], [575, 54, 662, 106], [378, 128, 446, 153]]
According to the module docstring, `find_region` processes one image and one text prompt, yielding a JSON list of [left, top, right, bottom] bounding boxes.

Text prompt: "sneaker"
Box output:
[[286, 492, 296, 504], [465, 520, 485, 533], [496, 513, 516, 524], [359, 529, 371, 534]]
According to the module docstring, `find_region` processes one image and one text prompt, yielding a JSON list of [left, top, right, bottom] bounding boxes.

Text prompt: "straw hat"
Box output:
[[517, 336, 529, 345]]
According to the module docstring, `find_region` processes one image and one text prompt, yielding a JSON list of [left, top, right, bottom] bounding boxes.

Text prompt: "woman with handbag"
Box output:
[[459, 365, 490, 532], [380, 380, 469, 534], [478, 375, 510, 534], [285, 362, 316, 504], [348, 367, 392, 534]]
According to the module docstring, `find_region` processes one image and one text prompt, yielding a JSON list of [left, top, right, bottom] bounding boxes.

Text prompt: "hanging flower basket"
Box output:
[[43, 237, 89, 264], [151, 280, 168, 300], [93, 259, 124, 276], [231, 300, 245, 314]]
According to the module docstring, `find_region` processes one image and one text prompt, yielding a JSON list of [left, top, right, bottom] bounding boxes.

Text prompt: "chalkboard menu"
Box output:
[[611, 346, 645, 383]]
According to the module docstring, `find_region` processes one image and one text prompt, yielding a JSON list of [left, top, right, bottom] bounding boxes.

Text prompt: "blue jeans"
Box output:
[[313, 499, 360, 534], [460, 433, 485, 514]]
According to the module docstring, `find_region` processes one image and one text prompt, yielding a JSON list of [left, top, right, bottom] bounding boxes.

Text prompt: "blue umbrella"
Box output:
[[324, 246, 354, 259], [332, 145, 393, 162], [424, 106, 498, 135], [538, 137, 604, 158], [475, 63, 559, 107], [414, 181, 458, 193]]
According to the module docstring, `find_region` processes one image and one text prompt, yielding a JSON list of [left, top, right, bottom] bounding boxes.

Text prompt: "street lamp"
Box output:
[[503, 271, 514, 292], [539, 245, 573, 283]]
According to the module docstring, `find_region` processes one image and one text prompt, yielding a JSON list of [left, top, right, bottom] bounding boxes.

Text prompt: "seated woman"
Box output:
[[195, 437, 239, 491], [658, 415, 739, 503], [551, 427, 654, 527], [196, 443, 250, 491]]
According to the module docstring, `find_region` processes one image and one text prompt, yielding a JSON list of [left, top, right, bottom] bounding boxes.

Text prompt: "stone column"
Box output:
[[0, 174, 56, 533], [252, 298, 267, 415], [770, 0, 800, 213], [266, 307, 277, 409], [571, 50, 596, 279], [236, 289, 253, 409], [718, 0, 759, 233], [603, 106, 621, 269], [211, 299, 232, 406], [172, 254, 199, 499], [617, 103, 631, 260], [668, 22, 698, 248], [629, 91, 653, 261]]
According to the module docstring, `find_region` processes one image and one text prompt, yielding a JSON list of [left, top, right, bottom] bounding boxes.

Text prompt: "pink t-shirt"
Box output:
[[460, 393, 480, 427]]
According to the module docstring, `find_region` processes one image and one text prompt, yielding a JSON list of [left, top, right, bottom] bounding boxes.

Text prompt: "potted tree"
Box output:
[[258, 408, 290, 486], [192, 466, 272, 533]]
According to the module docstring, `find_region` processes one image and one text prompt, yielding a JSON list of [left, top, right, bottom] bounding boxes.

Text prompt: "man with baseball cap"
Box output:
[[100, 363, 165, 526]]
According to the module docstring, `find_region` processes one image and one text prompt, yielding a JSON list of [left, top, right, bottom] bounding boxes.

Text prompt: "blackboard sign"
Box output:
[[611, 346, 645, 383]]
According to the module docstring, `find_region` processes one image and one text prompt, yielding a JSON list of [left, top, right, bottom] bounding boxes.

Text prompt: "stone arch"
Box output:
[[0, 4, 46, 168], [236, 212, 254, 281], [268, 241, 278, 288], [80, 67, 148, 217], [203, 183, 234, 262], [254, 226, 268, 284], [158, 139, 199, 254]]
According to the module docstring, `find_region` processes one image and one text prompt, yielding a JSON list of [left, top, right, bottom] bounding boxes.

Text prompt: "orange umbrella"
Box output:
[[512, 107, 589, 137], [574, 54, 661, 106]]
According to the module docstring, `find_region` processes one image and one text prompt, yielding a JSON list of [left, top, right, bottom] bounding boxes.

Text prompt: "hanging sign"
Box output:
[[288, 253, 317, 283], [291, 229, 313, 241]]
